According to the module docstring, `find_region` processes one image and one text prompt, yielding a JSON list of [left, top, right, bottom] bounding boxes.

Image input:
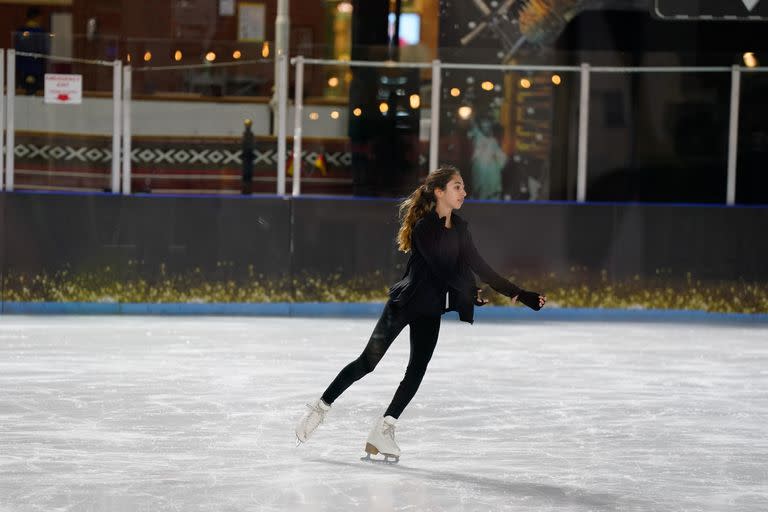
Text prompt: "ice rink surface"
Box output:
[[0, 314, 766, 512]]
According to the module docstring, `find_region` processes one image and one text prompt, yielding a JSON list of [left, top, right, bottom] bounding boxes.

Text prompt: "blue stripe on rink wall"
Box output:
[[2, 302, 767, 324]]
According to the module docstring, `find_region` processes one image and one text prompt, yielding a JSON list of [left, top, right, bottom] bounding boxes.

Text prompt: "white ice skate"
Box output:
[[361, 415, 400, 464], [295, 398, 331, 445]]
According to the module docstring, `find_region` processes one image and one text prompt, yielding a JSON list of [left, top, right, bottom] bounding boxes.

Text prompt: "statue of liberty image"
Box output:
[[468, 118, 508, 200]]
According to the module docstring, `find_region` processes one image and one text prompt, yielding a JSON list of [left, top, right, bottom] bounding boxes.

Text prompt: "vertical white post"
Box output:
[[122, 64, 132, 194], [0, 49, 4, 190], [429, 59, 441, 173], [111, 59, 122, 193], [291, 56, 304, 196], [276, 53, 288, 195], [726, 65, 740, 206], [272, 0, 290, 115], [5, 49, 15, 192], [576, 63, 590, 203]]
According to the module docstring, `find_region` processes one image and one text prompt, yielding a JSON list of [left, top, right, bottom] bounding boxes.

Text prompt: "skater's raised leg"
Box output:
[[320, 301, 410, 406], [295, 301, 408, 445]]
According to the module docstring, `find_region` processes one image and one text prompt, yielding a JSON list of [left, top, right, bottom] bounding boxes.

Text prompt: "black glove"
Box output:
[[517, 290, 544, 311]]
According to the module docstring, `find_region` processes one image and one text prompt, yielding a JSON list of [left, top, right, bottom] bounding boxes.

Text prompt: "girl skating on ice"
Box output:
[[295, 166, 546, 463]]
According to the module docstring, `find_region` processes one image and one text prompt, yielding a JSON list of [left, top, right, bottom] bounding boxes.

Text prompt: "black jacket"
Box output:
[[388, 209, 523, 324]]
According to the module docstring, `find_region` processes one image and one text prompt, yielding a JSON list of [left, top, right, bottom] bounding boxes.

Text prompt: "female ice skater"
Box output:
[[295, 166, 546, 463]]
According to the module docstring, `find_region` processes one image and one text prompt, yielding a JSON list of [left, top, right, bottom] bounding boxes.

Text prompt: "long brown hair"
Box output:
[[397, 166, 461, 253]]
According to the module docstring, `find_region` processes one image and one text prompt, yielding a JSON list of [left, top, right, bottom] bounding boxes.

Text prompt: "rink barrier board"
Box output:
[[2, 302, 767, 324], [1, 192, 768, 312]]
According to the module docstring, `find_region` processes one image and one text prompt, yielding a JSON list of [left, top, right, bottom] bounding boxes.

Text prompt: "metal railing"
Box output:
[[2, 49, 766, 204]]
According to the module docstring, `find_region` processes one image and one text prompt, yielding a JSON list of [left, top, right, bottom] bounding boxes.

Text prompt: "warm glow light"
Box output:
[[337, 1, 353, 13], [551, 74, 562, 85], [379, 102, 389, 114], [127, 53, 132, 63], [261, 42, 270, 58], [233, 50, 242, 59], [458, 106, 473, 119], [205, 52, 217, 62], [143, 51, 152, 62], [174, 50, 183, 61], [353, 107, 362, 116], [328, 76, 340, 87], [481, 81, 494, 91], [409, 94, 420, 109], [330, 110, 340, 119], [520, 78, 531, 89], [309, 112, 320, 120], [744, 52, 758, 68], [450, 87, 461, 97]]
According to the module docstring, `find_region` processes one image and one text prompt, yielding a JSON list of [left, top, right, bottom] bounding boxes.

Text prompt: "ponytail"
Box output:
[[397, 185, 434, 253], [396, 165, 461, 253]]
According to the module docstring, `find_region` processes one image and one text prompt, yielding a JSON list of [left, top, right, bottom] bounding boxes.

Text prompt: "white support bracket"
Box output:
[[5, 49, 15, 191], [122, 64, 132, 194], [429, 59, 441, 174], [111, 59, 123, 193], [576, 63, 591, 203], [726, 65, 741, 206], [276, 54, 288, 195], [291, 56, 305, 196]]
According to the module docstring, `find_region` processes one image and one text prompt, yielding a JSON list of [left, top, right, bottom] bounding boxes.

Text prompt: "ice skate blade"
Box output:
[[360, 453, 399, 465], [361, 444, 399, 464]]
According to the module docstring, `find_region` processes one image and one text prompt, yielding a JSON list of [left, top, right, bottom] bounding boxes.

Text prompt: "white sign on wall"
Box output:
[[238, 3, 265, 42], [44, 73, 83, 104], [219, 0, 235, 16]]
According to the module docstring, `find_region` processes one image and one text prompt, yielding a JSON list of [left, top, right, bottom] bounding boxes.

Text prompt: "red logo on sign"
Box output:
[[58, 94, 70, 101]]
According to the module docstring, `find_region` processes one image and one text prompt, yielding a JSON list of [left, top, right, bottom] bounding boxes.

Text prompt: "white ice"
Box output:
[[0, 315, 767, 511]]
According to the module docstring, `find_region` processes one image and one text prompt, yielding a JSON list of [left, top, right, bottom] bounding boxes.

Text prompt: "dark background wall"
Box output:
[[1, 192, 766, 312], [3, 0, 327, 96], [2, 0, 325, 51]]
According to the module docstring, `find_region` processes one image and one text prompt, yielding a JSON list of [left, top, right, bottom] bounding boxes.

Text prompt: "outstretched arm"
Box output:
[[463, 229, 522, 299], [464, 229, 546, 310]]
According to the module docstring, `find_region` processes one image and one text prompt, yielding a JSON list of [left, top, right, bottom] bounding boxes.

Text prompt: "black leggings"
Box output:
[[321, 300, 441, 419]]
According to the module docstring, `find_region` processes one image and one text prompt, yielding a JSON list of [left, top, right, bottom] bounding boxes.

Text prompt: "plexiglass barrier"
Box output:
[[6, 40, 121, 193], [289, 58, 761, 204], [289, 57, 433, 197], [736, 68, 768, 205], [126, 51, 275, 195], [438, 62, 582, 202], [3, 37, 766, 204], [586, 68, 732, 204], [288, 58, 583, 201]]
